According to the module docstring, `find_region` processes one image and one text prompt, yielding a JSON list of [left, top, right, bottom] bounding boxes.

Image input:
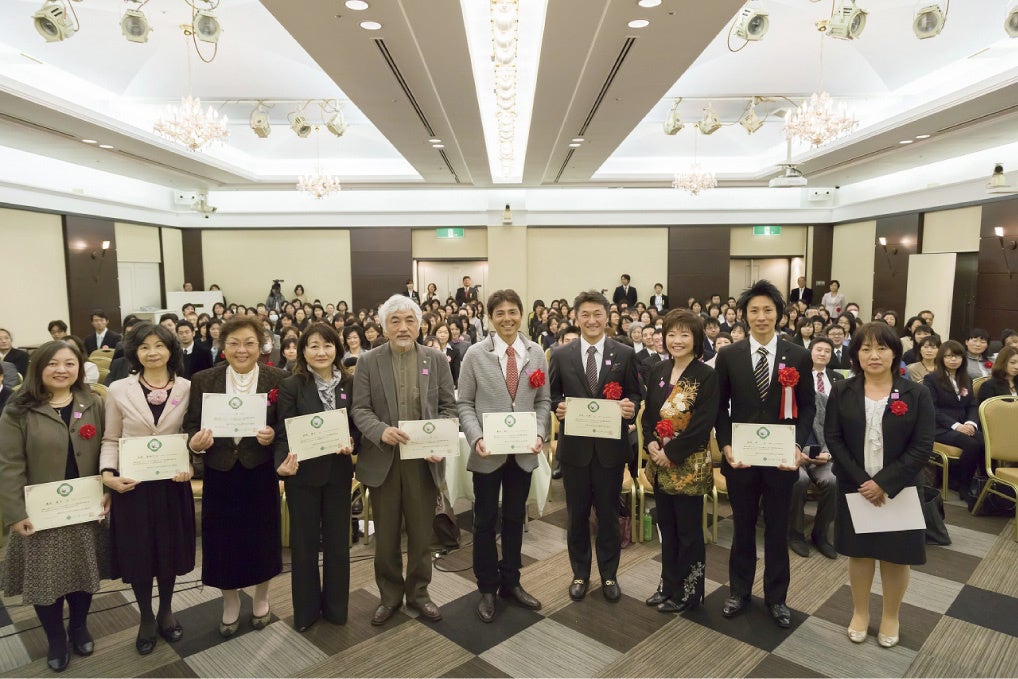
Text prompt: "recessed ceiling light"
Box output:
[[638, 0, 662, 7], [360, 20, 382, 30], [81, 139, 97, 144], [899, 140, 913, 144], [428, 137, 442, 143], [571, 137, 584, 142], [345, 0, 369, 9], [98, 144, 114, 149], [432, 143, 445, 149], [569, 143, 581, 148], [628, 19, 650, 28], [915, 134, 931, 139]]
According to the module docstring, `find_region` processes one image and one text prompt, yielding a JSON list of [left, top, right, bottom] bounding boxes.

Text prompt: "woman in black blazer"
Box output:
[[275, 322, 358, 632], [978, 346, 1018, 404], [825, 322, 934, 649], [640, 310, 719, 614], [922, 340, 983, 502]]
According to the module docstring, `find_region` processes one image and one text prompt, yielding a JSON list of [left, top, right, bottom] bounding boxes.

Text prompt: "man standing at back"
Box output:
[[455, 276, 477, 305], [612, 274, 638, 309], [714, 280, 814, 629], [549, 290, 641, 603]]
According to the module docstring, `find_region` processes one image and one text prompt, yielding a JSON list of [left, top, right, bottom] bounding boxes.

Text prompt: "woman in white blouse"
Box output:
[[821, 280, 846, 318]]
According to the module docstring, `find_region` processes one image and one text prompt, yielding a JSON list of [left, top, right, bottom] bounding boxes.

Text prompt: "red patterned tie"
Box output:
[[816, 371, 825, 394], [506, 346, 519, 400]]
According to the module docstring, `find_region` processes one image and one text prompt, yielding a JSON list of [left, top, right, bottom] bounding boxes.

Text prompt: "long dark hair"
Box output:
[[5, 340, 87, 417], [293, 323, 349, 383], [991, 346, 1018, 385], [125, 322, 185, 378], [932, 340, 971, 393]]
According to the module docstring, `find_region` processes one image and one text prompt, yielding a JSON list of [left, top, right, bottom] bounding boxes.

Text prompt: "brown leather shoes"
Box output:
[[499, 585, 542, 610], [476, 593, 496, 623], [408, 600, 442, 621], [371, 605, 398, 626]]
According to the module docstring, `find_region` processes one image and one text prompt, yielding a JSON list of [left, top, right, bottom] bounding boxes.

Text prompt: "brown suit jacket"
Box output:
[[100, 374, 192, 472], [183, 364, 287, 472]]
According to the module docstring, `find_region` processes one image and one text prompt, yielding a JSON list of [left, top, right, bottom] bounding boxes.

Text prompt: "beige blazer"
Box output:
[[100, 374, 192, 472]]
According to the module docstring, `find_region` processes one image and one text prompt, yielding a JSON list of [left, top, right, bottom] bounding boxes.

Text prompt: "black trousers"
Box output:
[[472, 461, 532, 593], [789, 463, 837, 541], [656, 493, 705, 601], [725, 466, 797, 605], [562, 460, 624, 580], [936, 430, 984, 492], [285, 474, 352, 628]]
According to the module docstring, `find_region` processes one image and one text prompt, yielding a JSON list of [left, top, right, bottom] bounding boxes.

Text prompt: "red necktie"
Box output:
[[506, 346, 519, 400], [816, 371, 825, 394]]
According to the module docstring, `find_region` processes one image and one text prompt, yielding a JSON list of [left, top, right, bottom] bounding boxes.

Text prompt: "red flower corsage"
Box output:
[[900, 367, 907, 376], [79, 424, 96, 440], [835, 307, 842, 313], [778, 367, 800, 387], [528, 368, 546, 388], [266, 361, 274, 367], [655, 419, 675, 439], [267, 388, 279, 405], [603, 381, 623, 400], [889, 400, 908, 416], [985, 361, 993, 369]]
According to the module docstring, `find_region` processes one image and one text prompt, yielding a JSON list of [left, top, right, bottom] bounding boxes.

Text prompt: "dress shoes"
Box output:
[[135, 631, 157, 656], [551, 463, 562, 480], [602, 579, 621, 603], [46, 645, 70, 673], [769, 603, 792, 629], [788, 534, 811, 558], [370, 605, 398, 626], [645, 589, 668, 607], [878, 633, 899, 648], [499, 585, 542, 610], [847, 627, 868, 643], [812, 535, 838, 560], [219, 616, 240, 638], [476, 593, 496, 623], [158, 615, 184, 643], [569, 579, 589, 601], [68, 626, 93, 656], [408, 600, 442, 622], [722, 595, 750, 618]]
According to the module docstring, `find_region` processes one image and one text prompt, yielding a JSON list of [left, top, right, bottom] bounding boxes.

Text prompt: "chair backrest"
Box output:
[[89, 383, 109, 401], [90, 356, 112, 370], [973, 375, 990, 398], [635, 402, 646, 469], [709, 431, 722, 464], [979, 395, 1018, 464], [97, 367, 110, 384], [89, 348, 115, 363]]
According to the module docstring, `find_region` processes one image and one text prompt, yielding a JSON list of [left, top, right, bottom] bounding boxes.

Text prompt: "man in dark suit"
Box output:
[[454, 276, 478, 305], [611, 274, 637, 308], [788, 336, 843, 559], [0, 330, 29, 377], [401, 279, 421, 305], [702, 317, 721, 362], [84, 310, 122, 355], [177, 320, 213, 379], [649, 283, 668, 313], [788, 277, 813, 306], [638, 327, 667, 387], [715, 279, 815, 629], [825, 325, 850, 370], [549, 290, 641, 603]]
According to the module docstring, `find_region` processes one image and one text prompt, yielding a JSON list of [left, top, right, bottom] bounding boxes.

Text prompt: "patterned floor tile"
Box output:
[[912, 544, 982, 583], [965, 526, 1018, 597], [482, 618, 621, 678], [440, 656, 512, 678], [683, 589, 807, 653], [773, 615, 917, 678], [518, 518, 568, 561], [137, 659, 200, 678], [746, 654, 827, 678], [287, 588, 414, 657], [945, 585, 1018, 637], [185, 621, 328, 678], [810, 585, 940, 651], [427, 590, 542, 655], [550, 590, 672, 653], [905, 616, 1018, 678], [871, 566, 964, 615], [938, 523, 1000, 559]]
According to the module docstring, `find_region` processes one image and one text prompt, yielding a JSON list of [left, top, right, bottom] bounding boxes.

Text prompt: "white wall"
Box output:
[[527, 227, 668, 304], [922, 206, 981, 254], [412, 228, 487, 259], [161, 227, 185, 294], [114, 222, 161, 263], [729, 225, 807, 257], [832, 220, 877, 321], [201, 229, 353, 307], [0, 208, 70, 346], [906, 253, 956, 338], [486, 226, 528, 304]]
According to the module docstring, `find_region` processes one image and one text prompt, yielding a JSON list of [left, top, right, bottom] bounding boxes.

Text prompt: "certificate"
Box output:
[[564, 397, 621, 439], [845, 487, 925, 533], [200, 393, 267, 437], [731, 422, 796, 467], [398, 419, 460, 459], [119, 434, 189, 482], [285, 408, 352, 461], [482, 411, 538, 455], [24, 476, 104, 532]]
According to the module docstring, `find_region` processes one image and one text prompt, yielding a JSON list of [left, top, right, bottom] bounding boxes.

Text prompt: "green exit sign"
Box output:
[[436, 228, 465, 239], [753, 225, 782, 236]]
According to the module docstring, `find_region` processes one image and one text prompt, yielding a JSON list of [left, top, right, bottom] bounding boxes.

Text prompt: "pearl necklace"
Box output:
[[228, 365, 257, 393]]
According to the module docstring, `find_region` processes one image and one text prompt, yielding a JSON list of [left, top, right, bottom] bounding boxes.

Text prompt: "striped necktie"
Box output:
[[754, 347, 769, 400], [586, 346, 598, 394], [505, 346, 519, 400]]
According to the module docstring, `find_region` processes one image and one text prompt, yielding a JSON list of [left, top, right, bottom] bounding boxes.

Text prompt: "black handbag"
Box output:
[[920, 485, 951, 545], [968, 474, 1017, 516]]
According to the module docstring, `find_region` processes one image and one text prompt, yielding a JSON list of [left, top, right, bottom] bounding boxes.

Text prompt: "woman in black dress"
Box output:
[[825, 323, 934, 649], [101, 323, 195, 655], [979, 346, 1018, 402]]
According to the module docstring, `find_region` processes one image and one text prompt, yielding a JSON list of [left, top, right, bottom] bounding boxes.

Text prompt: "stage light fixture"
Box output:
[[828, 0, 867, 40], [250, 108, 271, 138], [733, 4, 769, 41], [1006, 0, 1018, 37], [663, 100, 683, 135], [290, 114, 312, 138], [913, 4, 946, 39], [325, 112, 347, 137], [695, 106, 722, 135], [120, 8, 151, 43], [33, 1, 77, 42], [739, 102, 764, 134], [193, 9, 222, 43]]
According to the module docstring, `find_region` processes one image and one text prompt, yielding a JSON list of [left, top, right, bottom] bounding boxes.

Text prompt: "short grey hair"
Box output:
[[629, 322, 644, 332], [378, 294, 423, 330]]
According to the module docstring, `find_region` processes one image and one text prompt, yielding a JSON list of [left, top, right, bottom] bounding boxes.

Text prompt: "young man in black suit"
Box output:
[[715, 280, 815, 629], [549, 290, 641, 603], [454, 276, 477, 305], [177, 320, 213, 379], [788, 276, 813, 306], [825, 325, 850, 370], [611, 274, 638, 308], [649, 283, 668, 313], [84, 309, 122, 354]]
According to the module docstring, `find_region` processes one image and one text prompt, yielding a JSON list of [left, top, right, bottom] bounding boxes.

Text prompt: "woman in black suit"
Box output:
[[978, 346, 1018, 404], [825, 322, 934, 649], [641, 310, 719, 614], [275, 323, 357, 632], [433, 322, 462, 385], [922, 340, 983, 501]]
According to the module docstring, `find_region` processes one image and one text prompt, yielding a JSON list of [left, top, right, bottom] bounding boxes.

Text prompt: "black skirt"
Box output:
[[834, 488, 926, 565], [201, 460, 282, 589], [110, 479, 196, 584]]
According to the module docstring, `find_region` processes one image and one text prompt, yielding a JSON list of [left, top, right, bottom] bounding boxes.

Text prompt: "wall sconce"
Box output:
[[502, 204, 512, 225], [878, 237, 899, 276], [996, 226, 1017, 278], [90, 240, 111, 282]]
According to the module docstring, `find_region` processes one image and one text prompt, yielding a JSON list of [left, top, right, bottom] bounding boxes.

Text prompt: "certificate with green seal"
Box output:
[[398, 419, 460, 459], [482, 411, 538, 455], [564, 397, 622, 439], [200, 393, 267, 436], [24, 476, 104, 532], [285, 408, 352, 461], [119, 434, 189, 482], [732, 423, 796, 467]]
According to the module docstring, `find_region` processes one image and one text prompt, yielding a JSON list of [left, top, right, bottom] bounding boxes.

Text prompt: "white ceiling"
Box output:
[[0, 0, 1015, 217]]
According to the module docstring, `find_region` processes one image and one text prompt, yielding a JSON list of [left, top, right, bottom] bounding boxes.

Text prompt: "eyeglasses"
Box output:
[[225, 341, 259, 350]]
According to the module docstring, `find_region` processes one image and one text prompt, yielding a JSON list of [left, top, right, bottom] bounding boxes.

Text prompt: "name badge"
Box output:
[[421, 368, 429, 375]]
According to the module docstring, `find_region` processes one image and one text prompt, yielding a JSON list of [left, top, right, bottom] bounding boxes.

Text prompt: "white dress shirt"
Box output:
[[491, 333, 527, 381], [95, 330, 108, 348], [748, 333, 779, 379], [812, 369, 831, 396], [579, 336, 606, 379]]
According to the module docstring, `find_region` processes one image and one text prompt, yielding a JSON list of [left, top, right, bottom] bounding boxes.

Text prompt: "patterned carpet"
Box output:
[[1, 480, 1016, 678]]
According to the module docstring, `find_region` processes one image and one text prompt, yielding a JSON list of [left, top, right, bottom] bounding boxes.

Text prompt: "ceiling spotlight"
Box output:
[[250, 108, 271, 138], [360, 21, 382, 30], [638, 0, 662, 6], [828, 0, 867, 40], [33, 1, 77, 42], [572, 137, 584, 142], [98, 144, 114, 149], [695, 106, 722, 135], [663, 99, 683, 135], [428, 137, 442, 143], [120, 8, 151, 43], [325, 112, 347, 137], [739, 103, 764, 134], [733, 3, 769, 42], [1006, 0, 1018, 37], [915, 133, 931, 139], [193, 9, 222, 43], [628, 19, 650, 28], [290, 113, 312, 138], [345, 0, 369, 9], [569, 142, 581, 148], [913, 4, 946, 39], [81, 139, 97, 144], [432, 143, 445, 149]]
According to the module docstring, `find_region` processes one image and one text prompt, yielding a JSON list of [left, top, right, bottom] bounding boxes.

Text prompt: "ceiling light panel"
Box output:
[[913, 4, 947, 39], [345, 1, 370, 10]]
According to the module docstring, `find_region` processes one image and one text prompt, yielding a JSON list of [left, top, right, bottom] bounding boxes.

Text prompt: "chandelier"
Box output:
[[673, 164, 717, 196], [154, 95, 229, 152], [784, 91, 856, 146], [297, 171, 341, 199], [491, 0, 519, 175]]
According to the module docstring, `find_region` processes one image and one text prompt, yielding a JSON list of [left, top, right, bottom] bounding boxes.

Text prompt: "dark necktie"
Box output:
[[835, 348, 842, 364], [585, 345, 598, 394], [505, 346, 518, 400], [754, 347, 769, 400], [816, 371, 825, 394]]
